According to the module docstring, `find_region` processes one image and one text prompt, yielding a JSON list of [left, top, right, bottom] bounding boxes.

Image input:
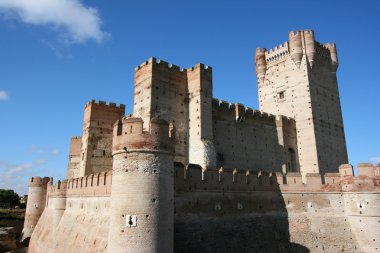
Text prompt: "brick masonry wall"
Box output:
[[78, 100, 125, 177], [133, 58, 189, 165], [256, 30, 348, 176], [27, 164, 380, 253], [29, 196, 110, 253], [173, 165, 380, 252], [212, 100, 298, 172]]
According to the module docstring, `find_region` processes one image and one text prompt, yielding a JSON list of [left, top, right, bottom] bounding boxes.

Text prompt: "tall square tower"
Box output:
[[255, 30, 348, 175], [78, 100, 125, 177]]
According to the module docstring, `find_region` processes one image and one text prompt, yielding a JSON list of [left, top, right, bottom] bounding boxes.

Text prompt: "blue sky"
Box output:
[[0, 0, 379, 194]]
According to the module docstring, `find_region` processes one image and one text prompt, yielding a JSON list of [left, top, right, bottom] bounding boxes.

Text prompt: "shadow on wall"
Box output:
[[174, 164, 309, 253], [211, 102, 300, 174]]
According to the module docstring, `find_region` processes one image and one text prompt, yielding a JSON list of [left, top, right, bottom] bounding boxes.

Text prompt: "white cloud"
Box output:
[[28, 145, 60, 156], [28, 144, 44, 154], [0, 159, 46, 179], [51, 148, 60, 155], [0, 0, 109, 44], [0, 90, 9, 100], [0, 159, 47, 194], [370, 157, 380, 165]]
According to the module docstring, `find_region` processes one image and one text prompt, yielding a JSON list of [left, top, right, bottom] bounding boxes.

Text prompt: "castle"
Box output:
[[21, 30, 380, 253]]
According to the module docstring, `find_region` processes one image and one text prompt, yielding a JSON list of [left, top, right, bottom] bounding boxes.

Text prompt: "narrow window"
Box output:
[[279, 91, 285, 99], [117, 120, 123, 136]]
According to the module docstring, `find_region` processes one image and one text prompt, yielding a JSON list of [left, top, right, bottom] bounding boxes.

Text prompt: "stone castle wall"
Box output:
[[28, 175, 110, 253], [174, 191, 379, 252], [28, 163, 380, 252], [29, 195, 110, 253], [212, 100, 298, 172]]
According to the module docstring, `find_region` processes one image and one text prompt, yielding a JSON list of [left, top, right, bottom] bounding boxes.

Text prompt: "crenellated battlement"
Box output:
[[258, 29, 337, 69], [154, 58, 185, 74], [29, 176, 51, 187], [212, 98, 293, 123], [265, 42, 290, 66], [187, 63, 212, 75], [112, 116, 174, 153], [289, 30, 302, 38], [324, 43, 336, 49], [48, 171, 112, 197], [255, 48, 267, 81], [47, 179, 68, 197], [135, 57, 186, 76], [315, 42, 332, 59], [80, 98, 125, 177], [84, 99, 125, 110], [135, 57, 212, 78], [46, 163, 379, 198], [303, 29, 314, 35], [175, 163, 380, 193]]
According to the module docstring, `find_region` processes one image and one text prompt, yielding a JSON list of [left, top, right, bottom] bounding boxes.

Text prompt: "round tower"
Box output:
[[254, 48, 267, 83], [325, 43, 339, 72], [304, 29, 316, 68], [20, 176, 50, 243], [289, 30, 303, 68], [108, 117, 175, 253]]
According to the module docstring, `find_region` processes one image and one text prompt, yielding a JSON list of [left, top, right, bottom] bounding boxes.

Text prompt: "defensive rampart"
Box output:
[[48, 171, 112, 197], [49, 163, 380, 198], [174, 163, 380, 252], [28, 176, 111, 253], [27, 163, 380, 252], [174, 163, 380, 193]]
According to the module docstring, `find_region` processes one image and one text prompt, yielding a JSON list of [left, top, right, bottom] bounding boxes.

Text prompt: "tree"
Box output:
[[0, 189, 20, 208]]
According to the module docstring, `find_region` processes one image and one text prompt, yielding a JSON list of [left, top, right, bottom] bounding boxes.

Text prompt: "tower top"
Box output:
[[29, 177, 51, 187], [112, 116, 174, 154], [255, 29, 339, 77], [85, 99, 125, 110]]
